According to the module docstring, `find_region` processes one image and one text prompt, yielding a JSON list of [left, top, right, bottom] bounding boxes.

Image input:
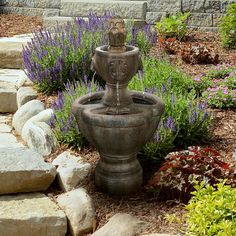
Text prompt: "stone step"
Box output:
[[0, 147, 56, 194], [0, 193, 67, 236], [60, 0, 147, 19], [43, 16, 146, 29], [0, 37, 31, 69], [0, 69, 28, 113]]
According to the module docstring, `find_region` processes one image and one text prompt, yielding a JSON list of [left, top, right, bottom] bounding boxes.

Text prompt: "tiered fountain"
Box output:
[[72, 16, 164, 195]]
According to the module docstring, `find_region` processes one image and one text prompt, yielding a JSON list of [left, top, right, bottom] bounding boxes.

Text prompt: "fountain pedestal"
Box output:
[[72, 16, 164, 195]]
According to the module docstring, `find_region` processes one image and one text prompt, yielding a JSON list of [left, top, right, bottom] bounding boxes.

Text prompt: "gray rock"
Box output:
[[0, 133, 24, 148], [0, 193, 67, 236], [0, 147, 56, 194], [12, 99, 45, 134], [25, 121, 57, 156], [91, 213, 147, 236], [0, 123, 12, 133], [52, 151, 91, 191], [17, 86, 38, 108], [140, 234, 178, 236], [22, 108, 53, 140], [57, 188, 95, 236]]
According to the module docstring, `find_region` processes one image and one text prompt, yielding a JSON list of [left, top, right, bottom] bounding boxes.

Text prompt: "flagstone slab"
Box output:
[[0, 69, 28, 88], [0, 193, 67, 236], [0, 147, 56, 194], [0, 133, 24, 148]]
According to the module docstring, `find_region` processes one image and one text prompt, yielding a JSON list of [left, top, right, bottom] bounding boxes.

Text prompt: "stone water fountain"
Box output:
[[72, 16, 164, 195]]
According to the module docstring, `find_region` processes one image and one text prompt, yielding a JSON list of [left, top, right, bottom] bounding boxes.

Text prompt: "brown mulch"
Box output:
[[2, 14, 236, 234], [0, 13, 42, 37]]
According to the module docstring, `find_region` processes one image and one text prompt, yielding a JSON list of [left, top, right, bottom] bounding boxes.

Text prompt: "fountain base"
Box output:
[[95, 153, 142, 195]]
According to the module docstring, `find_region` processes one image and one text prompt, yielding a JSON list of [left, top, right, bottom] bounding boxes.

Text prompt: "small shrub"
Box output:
[[180, 43, 219, 64], [220, 3, 236, 49], [185, 180, 236, 235], [147, 147, 235, 201], [156, 12, 190, 40]]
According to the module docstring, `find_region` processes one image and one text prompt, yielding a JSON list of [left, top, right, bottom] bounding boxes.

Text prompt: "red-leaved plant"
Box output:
[[147, 147, 236, 201], [158, 37, 178, 54], [180, 43, 219, 64]]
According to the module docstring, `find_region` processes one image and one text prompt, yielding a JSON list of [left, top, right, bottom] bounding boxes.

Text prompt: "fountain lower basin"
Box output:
[[72, 91, 164, 195]]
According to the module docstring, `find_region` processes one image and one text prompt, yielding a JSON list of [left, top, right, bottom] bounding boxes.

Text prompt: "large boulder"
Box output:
[[0, 193, 67, 236], [17, 86, 38, 108], [0, 147, 56, 194], [12, 99, 45, 134], [57, 188, 95, 236], [0, 133, 24, 148], [21, 108, 53, 141], [24, 121, 57, 156], [52, 151, 91, 191], [91, 213, 147, 236]]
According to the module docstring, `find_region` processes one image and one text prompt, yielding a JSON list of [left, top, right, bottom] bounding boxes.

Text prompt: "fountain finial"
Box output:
[[108, 16, 126, 53]]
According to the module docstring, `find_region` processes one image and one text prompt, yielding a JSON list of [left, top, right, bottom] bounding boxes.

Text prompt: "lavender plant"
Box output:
[[49, 76, 101, 149], [23, 12, 156, 94]]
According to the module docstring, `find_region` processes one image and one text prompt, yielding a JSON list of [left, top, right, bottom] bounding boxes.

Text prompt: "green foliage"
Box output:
[[129, 58, 194, 93], [156, 12, 190, 40], [220, 3, 236, 49], [147, 147, 234, 201], [185, 180, 236, 235]]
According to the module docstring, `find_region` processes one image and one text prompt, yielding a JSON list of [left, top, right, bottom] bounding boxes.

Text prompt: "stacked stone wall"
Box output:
[[147, 0, 236, 31], [1, 0, 236, 30], [0, 0, 60, 17]]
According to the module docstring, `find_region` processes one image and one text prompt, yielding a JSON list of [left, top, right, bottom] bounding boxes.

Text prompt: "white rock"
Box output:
[[0, 81, 17, 113], [0, 147, 56, 194], [52, 151, 91, 191], [140, 234, 178, 236], [17, 86, 37, 108], [0, 193, 67, 236], [0, 123, 12, 133], [12, 99, 45, 134], [52, 151, 83, 165], [91, 213, 147, 236], [0, 115, 8, 123], [22, 108, 53, 141], [57, 188, 95, 236], [25, 121, 57, 156], [0, 133, 24, 148]]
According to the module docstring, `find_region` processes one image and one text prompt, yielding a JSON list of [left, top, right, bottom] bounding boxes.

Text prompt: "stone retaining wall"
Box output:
[[0, 0, 60, 17], [1, 0, 236, 30], [147, 0, 236, 31]]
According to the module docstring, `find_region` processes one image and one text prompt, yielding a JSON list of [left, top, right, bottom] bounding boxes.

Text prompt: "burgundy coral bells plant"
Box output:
[[147, 147, 235, 201]]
